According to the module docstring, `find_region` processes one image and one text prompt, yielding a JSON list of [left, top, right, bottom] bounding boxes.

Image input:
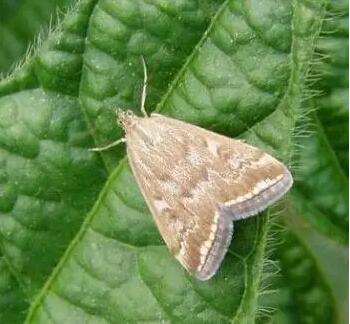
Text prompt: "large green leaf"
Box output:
[[291, 0, 348, 244], [0, 0, 326, 322]]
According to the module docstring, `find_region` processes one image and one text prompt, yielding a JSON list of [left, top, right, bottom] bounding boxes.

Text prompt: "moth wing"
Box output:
[[126, 114, 292, 280]]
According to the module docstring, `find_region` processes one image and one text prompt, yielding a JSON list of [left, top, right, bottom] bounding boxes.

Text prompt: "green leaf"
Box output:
[[259, 211, 347, 324], [291, 0, 349, 243], [0, 0, 326, 322], [0, 89, 107, 296], [315, 0, 348, 173], [0, 0, 74, 74], [262, 230, 337, 324], [0, 251, 28, 323], [0, 0, 106, 302]]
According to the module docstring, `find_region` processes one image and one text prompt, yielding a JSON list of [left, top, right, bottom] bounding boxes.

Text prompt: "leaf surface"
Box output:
[[0, 0, 106, 302], [0, 0, 326, 322], [263, 231, 337, 324], [0, 251, 28, 323]]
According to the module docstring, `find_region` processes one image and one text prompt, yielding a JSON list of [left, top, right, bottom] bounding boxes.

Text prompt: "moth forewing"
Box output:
[[123, 113, 293, 280]]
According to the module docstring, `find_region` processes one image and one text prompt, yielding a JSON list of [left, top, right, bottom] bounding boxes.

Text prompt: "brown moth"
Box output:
[[92, 58, 293, 280]]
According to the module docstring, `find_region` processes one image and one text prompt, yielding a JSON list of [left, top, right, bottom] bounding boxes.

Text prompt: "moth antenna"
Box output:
[[89, 138, 126, 152], [140, 55, 148, 117]]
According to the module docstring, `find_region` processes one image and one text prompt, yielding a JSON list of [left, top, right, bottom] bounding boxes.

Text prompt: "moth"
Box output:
[[92, 58, 293, 280]]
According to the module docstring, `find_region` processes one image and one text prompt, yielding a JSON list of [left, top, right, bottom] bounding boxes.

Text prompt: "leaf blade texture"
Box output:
[[0, 0, 327, 322]]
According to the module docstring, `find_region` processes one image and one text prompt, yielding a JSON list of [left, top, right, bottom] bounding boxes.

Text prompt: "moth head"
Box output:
[[116, 109, 138, 130]]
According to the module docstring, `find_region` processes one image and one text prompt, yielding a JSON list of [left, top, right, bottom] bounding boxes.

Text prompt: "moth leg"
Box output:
[[140, 56, 148, 117], [89, 138, 126, 152]]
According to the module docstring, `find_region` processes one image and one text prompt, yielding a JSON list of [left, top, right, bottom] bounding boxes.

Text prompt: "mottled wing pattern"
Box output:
[[126, 114, 293, 280]]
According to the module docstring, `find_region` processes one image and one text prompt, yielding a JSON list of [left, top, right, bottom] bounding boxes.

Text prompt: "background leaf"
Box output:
[[291, 0, 349, 244], [0, 0, 75, 75], [259, 209, 348, 324], [268, 229, 337, 324], [262, 1, 349, 322]]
